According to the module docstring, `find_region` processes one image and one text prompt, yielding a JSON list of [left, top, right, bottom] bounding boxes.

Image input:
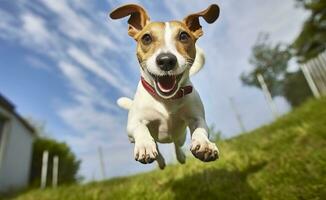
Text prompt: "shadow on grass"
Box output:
[[169, 162, 266, 200]]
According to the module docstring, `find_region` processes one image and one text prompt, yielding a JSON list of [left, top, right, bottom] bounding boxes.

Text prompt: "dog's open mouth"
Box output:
[[149, 73, 183, 97]]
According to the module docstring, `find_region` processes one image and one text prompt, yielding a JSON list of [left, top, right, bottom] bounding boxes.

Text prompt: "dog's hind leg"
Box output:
[[156, 146, 166, 169], [174, 143, 186, 164], [174, 131, 187, 164]]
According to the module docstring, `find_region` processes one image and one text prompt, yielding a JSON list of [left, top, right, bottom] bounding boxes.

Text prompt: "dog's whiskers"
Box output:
[[186, 58, 195, 68], [140, 62, 147, 69]]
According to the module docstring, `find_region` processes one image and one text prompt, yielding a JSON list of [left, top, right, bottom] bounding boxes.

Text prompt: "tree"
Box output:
[[29, 138, 82, 187], [241, 0, 324, 107], [241, 33, 291, 98], [283, 70, 313, 107], [241, 33, 313, 107], [292, 0, 326, 62], [25, 118, 81, 187]]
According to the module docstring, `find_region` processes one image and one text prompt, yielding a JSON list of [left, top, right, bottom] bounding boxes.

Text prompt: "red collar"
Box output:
[[141, 77, 192, 100]]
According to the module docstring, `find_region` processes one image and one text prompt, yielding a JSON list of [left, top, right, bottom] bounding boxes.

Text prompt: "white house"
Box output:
[[0, 94, 36, 192]]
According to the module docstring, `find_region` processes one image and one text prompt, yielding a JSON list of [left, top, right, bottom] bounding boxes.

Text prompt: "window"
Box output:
[[0, 118, 5, 147]]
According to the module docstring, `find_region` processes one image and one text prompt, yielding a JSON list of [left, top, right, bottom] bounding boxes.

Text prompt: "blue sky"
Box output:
[[0, 0, 307, 181]]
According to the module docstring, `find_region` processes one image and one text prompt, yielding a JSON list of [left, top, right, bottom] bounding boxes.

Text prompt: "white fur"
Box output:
[[122, 81, 219, 167], [164, 22, 187, 75], [146, 22, 186, 76], [117, 23, 219, 167]]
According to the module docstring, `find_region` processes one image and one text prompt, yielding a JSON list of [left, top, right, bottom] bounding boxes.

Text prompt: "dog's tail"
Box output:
[[117, 97, 133, 110], [189, 46, 205, 76]]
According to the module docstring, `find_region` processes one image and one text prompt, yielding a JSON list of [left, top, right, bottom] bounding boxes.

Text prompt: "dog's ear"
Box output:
[[109, 4, 150, 38], [183, 4, 220, 38]]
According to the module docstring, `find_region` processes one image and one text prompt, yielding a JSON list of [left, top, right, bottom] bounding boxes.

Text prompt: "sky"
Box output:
[[0, 0, 308, 181]]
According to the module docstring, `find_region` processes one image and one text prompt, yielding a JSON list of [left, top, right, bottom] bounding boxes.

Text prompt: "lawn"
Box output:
[[10, 98, 326, 200]]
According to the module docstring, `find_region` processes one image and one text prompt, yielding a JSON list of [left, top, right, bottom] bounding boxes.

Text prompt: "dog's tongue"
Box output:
[[157, 75, 176, 93]]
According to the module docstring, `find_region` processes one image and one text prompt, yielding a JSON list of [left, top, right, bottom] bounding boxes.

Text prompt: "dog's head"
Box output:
[[110, 4, 219, 99]]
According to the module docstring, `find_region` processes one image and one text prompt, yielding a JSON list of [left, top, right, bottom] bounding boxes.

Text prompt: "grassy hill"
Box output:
[[12, 98, 326, 200]]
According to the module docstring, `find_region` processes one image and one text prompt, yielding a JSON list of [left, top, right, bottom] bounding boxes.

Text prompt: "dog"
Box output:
[[109, 4, 220, 169]]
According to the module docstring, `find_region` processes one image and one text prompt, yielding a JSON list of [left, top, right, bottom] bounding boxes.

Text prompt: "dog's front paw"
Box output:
[[190, 138, 219, 162], [134, 139, 158, 164]]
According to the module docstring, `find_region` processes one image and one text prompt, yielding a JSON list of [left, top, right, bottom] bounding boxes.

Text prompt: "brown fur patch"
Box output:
[[169, 21, 196, 61], [136, 21, 197, 66], [136, 22, 165, 65]]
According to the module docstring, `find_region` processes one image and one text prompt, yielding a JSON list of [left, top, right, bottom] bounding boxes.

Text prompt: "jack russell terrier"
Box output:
[[109, 4, 220, 169]]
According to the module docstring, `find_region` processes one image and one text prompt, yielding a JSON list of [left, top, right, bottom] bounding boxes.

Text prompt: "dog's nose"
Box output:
[[156, 53, 177, 71]]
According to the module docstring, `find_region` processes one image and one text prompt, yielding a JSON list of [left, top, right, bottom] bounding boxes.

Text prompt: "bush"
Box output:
[[283, 70, 313, 107], [29, 138, 81, 187]]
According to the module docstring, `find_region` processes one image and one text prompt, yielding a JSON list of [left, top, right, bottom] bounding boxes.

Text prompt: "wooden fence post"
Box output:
[[52, 156, 59, 188], [257, 73, 279, 119], [300, 64, 321, 98], [229, 97, 246, 133], [40, 150, 49, 189]]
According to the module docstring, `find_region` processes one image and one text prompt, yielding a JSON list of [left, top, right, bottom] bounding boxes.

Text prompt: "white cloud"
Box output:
[[25, 56, 51, 71], [21, 13, 50, 44], [58, 62, 96, 96], [58, 103, 118, 136], [67, 47, 132, 96], [0, 10, 18, 39], [58, 61, 121, 112], [40, 0, 117, 52]]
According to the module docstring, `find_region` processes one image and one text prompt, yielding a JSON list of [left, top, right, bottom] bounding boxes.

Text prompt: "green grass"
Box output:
[[12, 98, 326, 200]]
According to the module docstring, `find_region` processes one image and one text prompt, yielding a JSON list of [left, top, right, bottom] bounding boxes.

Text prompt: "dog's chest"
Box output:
[[145, 103, 187, 143]]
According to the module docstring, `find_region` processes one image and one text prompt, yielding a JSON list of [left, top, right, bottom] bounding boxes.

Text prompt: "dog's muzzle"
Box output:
[[156, 53, 177, 72], [141, 76, 192, 100]]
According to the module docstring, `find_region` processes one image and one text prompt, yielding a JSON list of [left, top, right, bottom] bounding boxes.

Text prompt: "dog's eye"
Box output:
[[141, 34, 152, 45], [179, 32, 189, 42]]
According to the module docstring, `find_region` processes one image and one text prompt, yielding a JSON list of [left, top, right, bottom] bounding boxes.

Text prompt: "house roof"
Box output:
[[0, 93, 37, 136]]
